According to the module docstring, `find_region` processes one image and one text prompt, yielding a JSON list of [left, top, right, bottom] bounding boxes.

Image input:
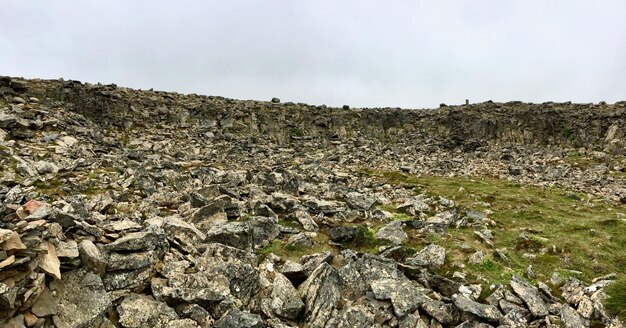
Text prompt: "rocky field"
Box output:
[[0, 75, 625, 327]]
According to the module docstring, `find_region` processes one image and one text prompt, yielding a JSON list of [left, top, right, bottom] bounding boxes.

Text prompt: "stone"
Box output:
[[509, 275, 548, 318], [105, 229, 167, 252], [204, 222, 254, 251], [30, 287, 58, 317], [452, 294, 502, 322], [56, 240, 79, 259], [16, 200, 51, 220], [375, 221, 407, 245], [345, 192, 379, 211], [51, 269, 112, 328], [468, 250, 486, 264], [329, 226, 357, 242], [298, 263, 341, 328], [406, 244, 446, 269], [38, 242, 61, 279], [34, 161, 59, 174], [214, 309, 265, 328], [0, 229, 27, 250], [370, 278, 423, 317], [117, 293, 179, 327], [420, 297, 460, 326], [280, 260, 308, 285], [79, 239, 107, 275], [107, 250, 161, 271], [271, 272, 305, 320], [294, 210, 319, 232], [560, 304, 585, 328], [286, 232, 315, 249]]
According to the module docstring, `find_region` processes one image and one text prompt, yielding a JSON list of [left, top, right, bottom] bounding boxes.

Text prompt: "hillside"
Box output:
[[1, 76, 625, 327]]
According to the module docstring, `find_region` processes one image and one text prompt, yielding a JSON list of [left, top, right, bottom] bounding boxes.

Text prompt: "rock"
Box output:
[[214, 309, 265, 328], [560, 304, 586, 328], [375, 221, 407, 245], [79, 239, 107, 275], [370, 278, 423, 317], [329, 226, 357, 242], [107, 250, 161, 271], [271, 97, 280, 103], [280, 260, 308, 285], [175, 303, 214, 327], [293, 210, 319, 232], [286, 232, 315, 249], [298, 263, 341, 328], [0, 229, 27, 250], [56, 240, 79, 259], [204, 222, 254, 251], [420, 297, 460, 325], [51, 269, 112, 328], [30, 287, 58, 317], [34, 161, 59, 174], [117, 293, 180, 327], [16, 200, 51, 220], [345, 192, 379, 211], [406, 244, 446, 269], [468, 250, 486, 264], [452, 294, 502, 322], [509, 275, 548, 318], [271, 272, 305, 320], [105, 229, 167, 252], [38, 242, 61, 279]]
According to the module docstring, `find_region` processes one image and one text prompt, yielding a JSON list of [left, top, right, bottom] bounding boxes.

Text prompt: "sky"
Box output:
[[1, 1, 625, 108]]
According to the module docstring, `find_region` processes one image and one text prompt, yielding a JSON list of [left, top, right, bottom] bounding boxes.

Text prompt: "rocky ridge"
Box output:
[[0, 76, 625, 327]]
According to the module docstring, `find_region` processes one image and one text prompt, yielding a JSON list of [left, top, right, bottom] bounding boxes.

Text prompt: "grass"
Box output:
[[604, 277, 626, 320], [357, 168, 626, 310]]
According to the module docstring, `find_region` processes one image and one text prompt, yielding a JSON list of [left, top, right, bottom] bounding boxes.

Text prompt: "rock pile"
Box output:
[[0, 76, 624, 327]]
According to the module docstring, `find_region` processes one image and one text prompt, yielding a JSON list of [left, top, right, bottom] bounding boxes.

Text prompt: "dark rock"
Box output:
[[329, 226, 357, 242]]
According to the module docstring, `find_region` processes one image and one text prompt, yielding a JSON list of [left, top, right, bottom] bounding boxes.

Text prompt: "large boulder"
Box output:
[[51, 269, 112, 328]]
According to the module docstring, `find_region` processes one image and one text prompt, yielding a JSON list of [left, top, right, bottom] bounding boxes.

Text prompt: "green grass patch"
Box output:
[[604, 277, 626, 321], [358, 168, 626, 300]]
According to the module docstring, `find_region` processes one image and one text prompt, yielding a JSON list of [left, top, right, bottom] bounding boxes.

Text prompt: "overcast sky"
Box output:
[[1, 1, 625, 108]]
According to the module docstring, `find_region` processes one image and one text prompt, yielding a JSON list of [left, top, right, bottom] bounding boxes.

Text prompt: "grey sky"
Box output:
[[1, 1, 625, 108]]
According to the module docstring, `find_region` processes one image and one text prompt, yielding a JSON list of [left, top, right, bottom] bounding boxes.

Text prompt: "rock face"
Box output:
[[0, 76, 624, 327]]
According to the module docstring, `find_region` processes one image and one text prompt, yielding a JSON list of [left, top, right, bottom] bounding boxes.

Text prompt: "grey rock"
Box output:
[[51, 269, 112, 328], [280, 260, 308, 285], [286, 232, 315, 249], [293, 210, 319, 232], [271, 272, 305, 320], [105, 229, 167, 252], [405, 244, 446, 269], [175, 303, 214, 328], [214, 309, 265, 328], [107, 250, 161, 271], [375, 221, 407, 245], [117, 293, 179, 328], [420, 297, 460, 325], [560, 304, 586, 328], [204, 221, 254, 251], [452, 294, 502, 322], [298, 262, 341, 328], [345, 191, 379, 211], [370, 278, 423, 317], [509, 275, 548, 318], [79, 239, 107, 275]]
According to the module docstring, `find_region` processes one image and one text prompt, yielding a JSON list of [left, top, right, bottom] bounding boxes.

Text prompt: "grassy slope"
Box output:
[[361, 169, 626, 319]]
